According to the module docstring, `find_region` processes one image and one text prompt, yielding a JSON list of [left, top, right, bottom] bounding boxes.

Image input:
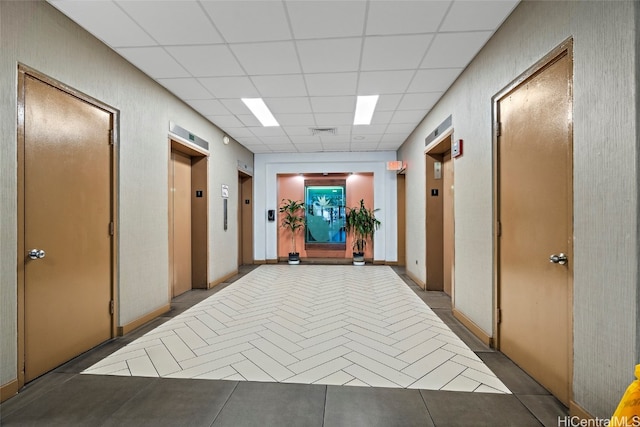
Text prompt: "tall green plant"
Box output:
[[279, 198, 305, 254], [345, 199, 381, 253]]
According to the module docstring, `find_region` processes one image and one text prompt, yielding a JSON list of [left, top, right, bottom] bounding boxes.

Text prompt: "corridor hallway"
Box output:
[[1, 265, 567, 426]]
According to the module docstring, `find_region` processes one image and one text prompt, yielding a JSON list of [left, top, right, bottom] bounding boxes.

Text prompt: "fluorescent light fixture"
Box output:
[[241, 98, 279, 127], [353, 95, 379, 125]]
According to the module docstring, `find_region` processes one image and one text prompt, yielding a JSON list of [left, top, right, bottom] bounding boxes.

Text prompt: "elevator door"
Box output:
[[170, 151, 192, 297]]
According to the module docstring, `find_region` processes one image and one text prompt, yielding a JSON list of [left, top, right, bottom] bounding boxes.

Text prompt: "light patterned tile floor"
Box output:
[[83, 265, 510, 393]]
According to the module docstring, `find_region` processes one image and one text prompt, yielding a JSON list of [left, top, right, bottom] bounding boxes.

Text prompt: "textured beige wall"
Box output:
[[398, 0, 638, 417], [0, 1, 253, 386]]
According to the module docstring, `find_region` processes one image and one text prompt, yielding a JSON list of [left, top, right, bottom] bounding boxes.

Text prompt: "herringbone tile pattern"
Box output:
[[83, 265, 509, 393]]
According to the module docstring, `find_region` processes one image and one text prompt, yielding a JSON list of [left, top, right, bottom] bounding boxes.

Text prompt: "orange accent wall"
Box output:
[[277, 173, 375, 259], [278, 175, 306, 258], [346, 173, 375, 259]]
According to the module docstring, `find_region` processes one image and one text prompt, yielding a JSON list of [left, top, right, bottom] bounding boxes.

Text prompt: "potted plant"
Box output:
[[345, 199, 381, 265], [279, 198, 305, 264]]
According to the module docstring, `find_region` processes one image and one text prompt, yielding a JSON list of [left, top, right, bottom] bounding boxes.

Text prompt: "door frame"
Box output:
[[424, 129, 454, 292], [491, 38, 574, 391], [396, 173, 406, 266], [168, 136, 209, 296], [238, 171, 254, 267], [16, 64, 119, 389]]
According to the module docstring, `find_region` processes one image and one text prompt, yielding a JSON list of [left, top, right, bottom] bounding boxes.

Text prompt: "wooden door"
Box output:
[[396, 174, 406, 266], [239, 173, 253, 266], [442, 152, 454, 297], [23, 74, 113, 381], [170, 151, 192, 297], [497, 48, 573, 405]]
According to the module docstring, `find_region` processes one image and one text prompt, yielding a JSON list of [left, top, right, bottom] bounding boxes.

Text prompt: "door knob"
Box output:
[[549, 253, 567, 265], [28, 249, 46, 260]]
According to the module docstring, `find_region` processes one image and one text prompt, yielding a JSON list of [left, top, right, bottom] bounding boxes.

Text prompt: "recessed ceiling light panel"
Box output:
[[241, 98, 280, 127], [353, 95, 379, 125]]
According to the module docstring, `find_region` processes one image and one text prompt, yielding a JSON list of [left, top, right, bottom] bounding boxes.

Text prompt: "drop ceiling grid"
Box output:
[[48, 0, 520, 153]]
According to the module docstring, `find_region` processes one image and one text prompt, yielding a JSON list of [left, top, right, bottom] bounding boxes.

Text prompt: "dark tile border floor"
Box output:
[[1, 265, 568, 426]]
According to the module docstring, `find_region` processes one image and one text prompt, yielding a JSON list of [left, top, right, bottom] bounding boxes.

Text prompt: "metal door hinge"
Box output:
[[109, 129, 114, 145], [109, 300, 114, 315], [109, 222, 114, 236], [495, 122, 502, 137], [496, 308, 502, 324]]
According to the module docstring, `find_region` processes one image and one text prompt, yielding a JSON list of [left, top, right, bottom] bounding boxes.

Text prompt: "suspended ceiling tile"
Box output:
[[249, 126, 288, 137], [321, 143, 352, 151], [165, 45, 244, 77], [219, 99, 252, 115], [441, 0, 519, 32], [390, 110, 426, 124], [386, 123, 416, 134], [361, 34, 433, 71], [235, 136, 262, 145], [257, 137, 293, 145], [231, 41, 301, 75], [48, 0, 521, 155], [358, 70, 414, 95], [422, 32, 493, 69], [269, 143, 298, 152], [188, 100, 230, 116], [351, 124, 388, 135], [49, 1, 155, 47], [198, 76, 259, 99], [380, 133, 410, 144], [305, 73, 358, 97], [243, 144, 272, 153], [264, 97, 313, 114], [408, 68, 461, 93], [202, 1, 291, 43], [251, 75, 308, 98], [157, 78, 211, 100], [320, 135, 352, 144], [310, 96, 356, 113], [370, 111, 394, 125], [376, 94, 403, 112], [289, 135, 323, 144], [295, 144, 324, 152], [237, 115, 262, 127], [210, 115, 245, 128], [283, 127, 315, 137], [377, 142, 403, 150], [296, 38, 362, 73], [116, 47, 189, 78], [351, 134, 383, 143], [286, 1, 366, 39], [218, 126, 254, 138], [397, 92, 442, 111], [366, 0, 451, 35], [117, 1, 222, 45], [314, 113, 354, 126], [275, 114, 316, 127], [350, 142, 380, 151]]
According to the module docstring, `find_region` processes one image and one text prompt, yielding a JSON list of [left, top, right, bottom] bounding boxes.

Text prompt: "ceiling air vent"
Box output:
[[310, 127, 337, 136]]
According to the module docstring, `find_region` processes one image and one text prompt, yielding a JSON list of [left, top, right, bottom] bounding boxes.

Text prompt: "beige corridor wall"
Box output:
[[398, 1, 638, 418], [0, 1, 253, 387]]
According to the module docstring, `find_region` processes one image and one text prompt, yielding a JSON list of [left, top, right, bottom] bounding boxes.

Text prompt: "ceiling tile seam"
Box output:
[[385, 0, 453, 133], [350, 0, 377, 141], [196, 0, 265, 119], [109, 1, 161, 49], [282, 0, 320, 133], [111, 3, 217, 102]]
